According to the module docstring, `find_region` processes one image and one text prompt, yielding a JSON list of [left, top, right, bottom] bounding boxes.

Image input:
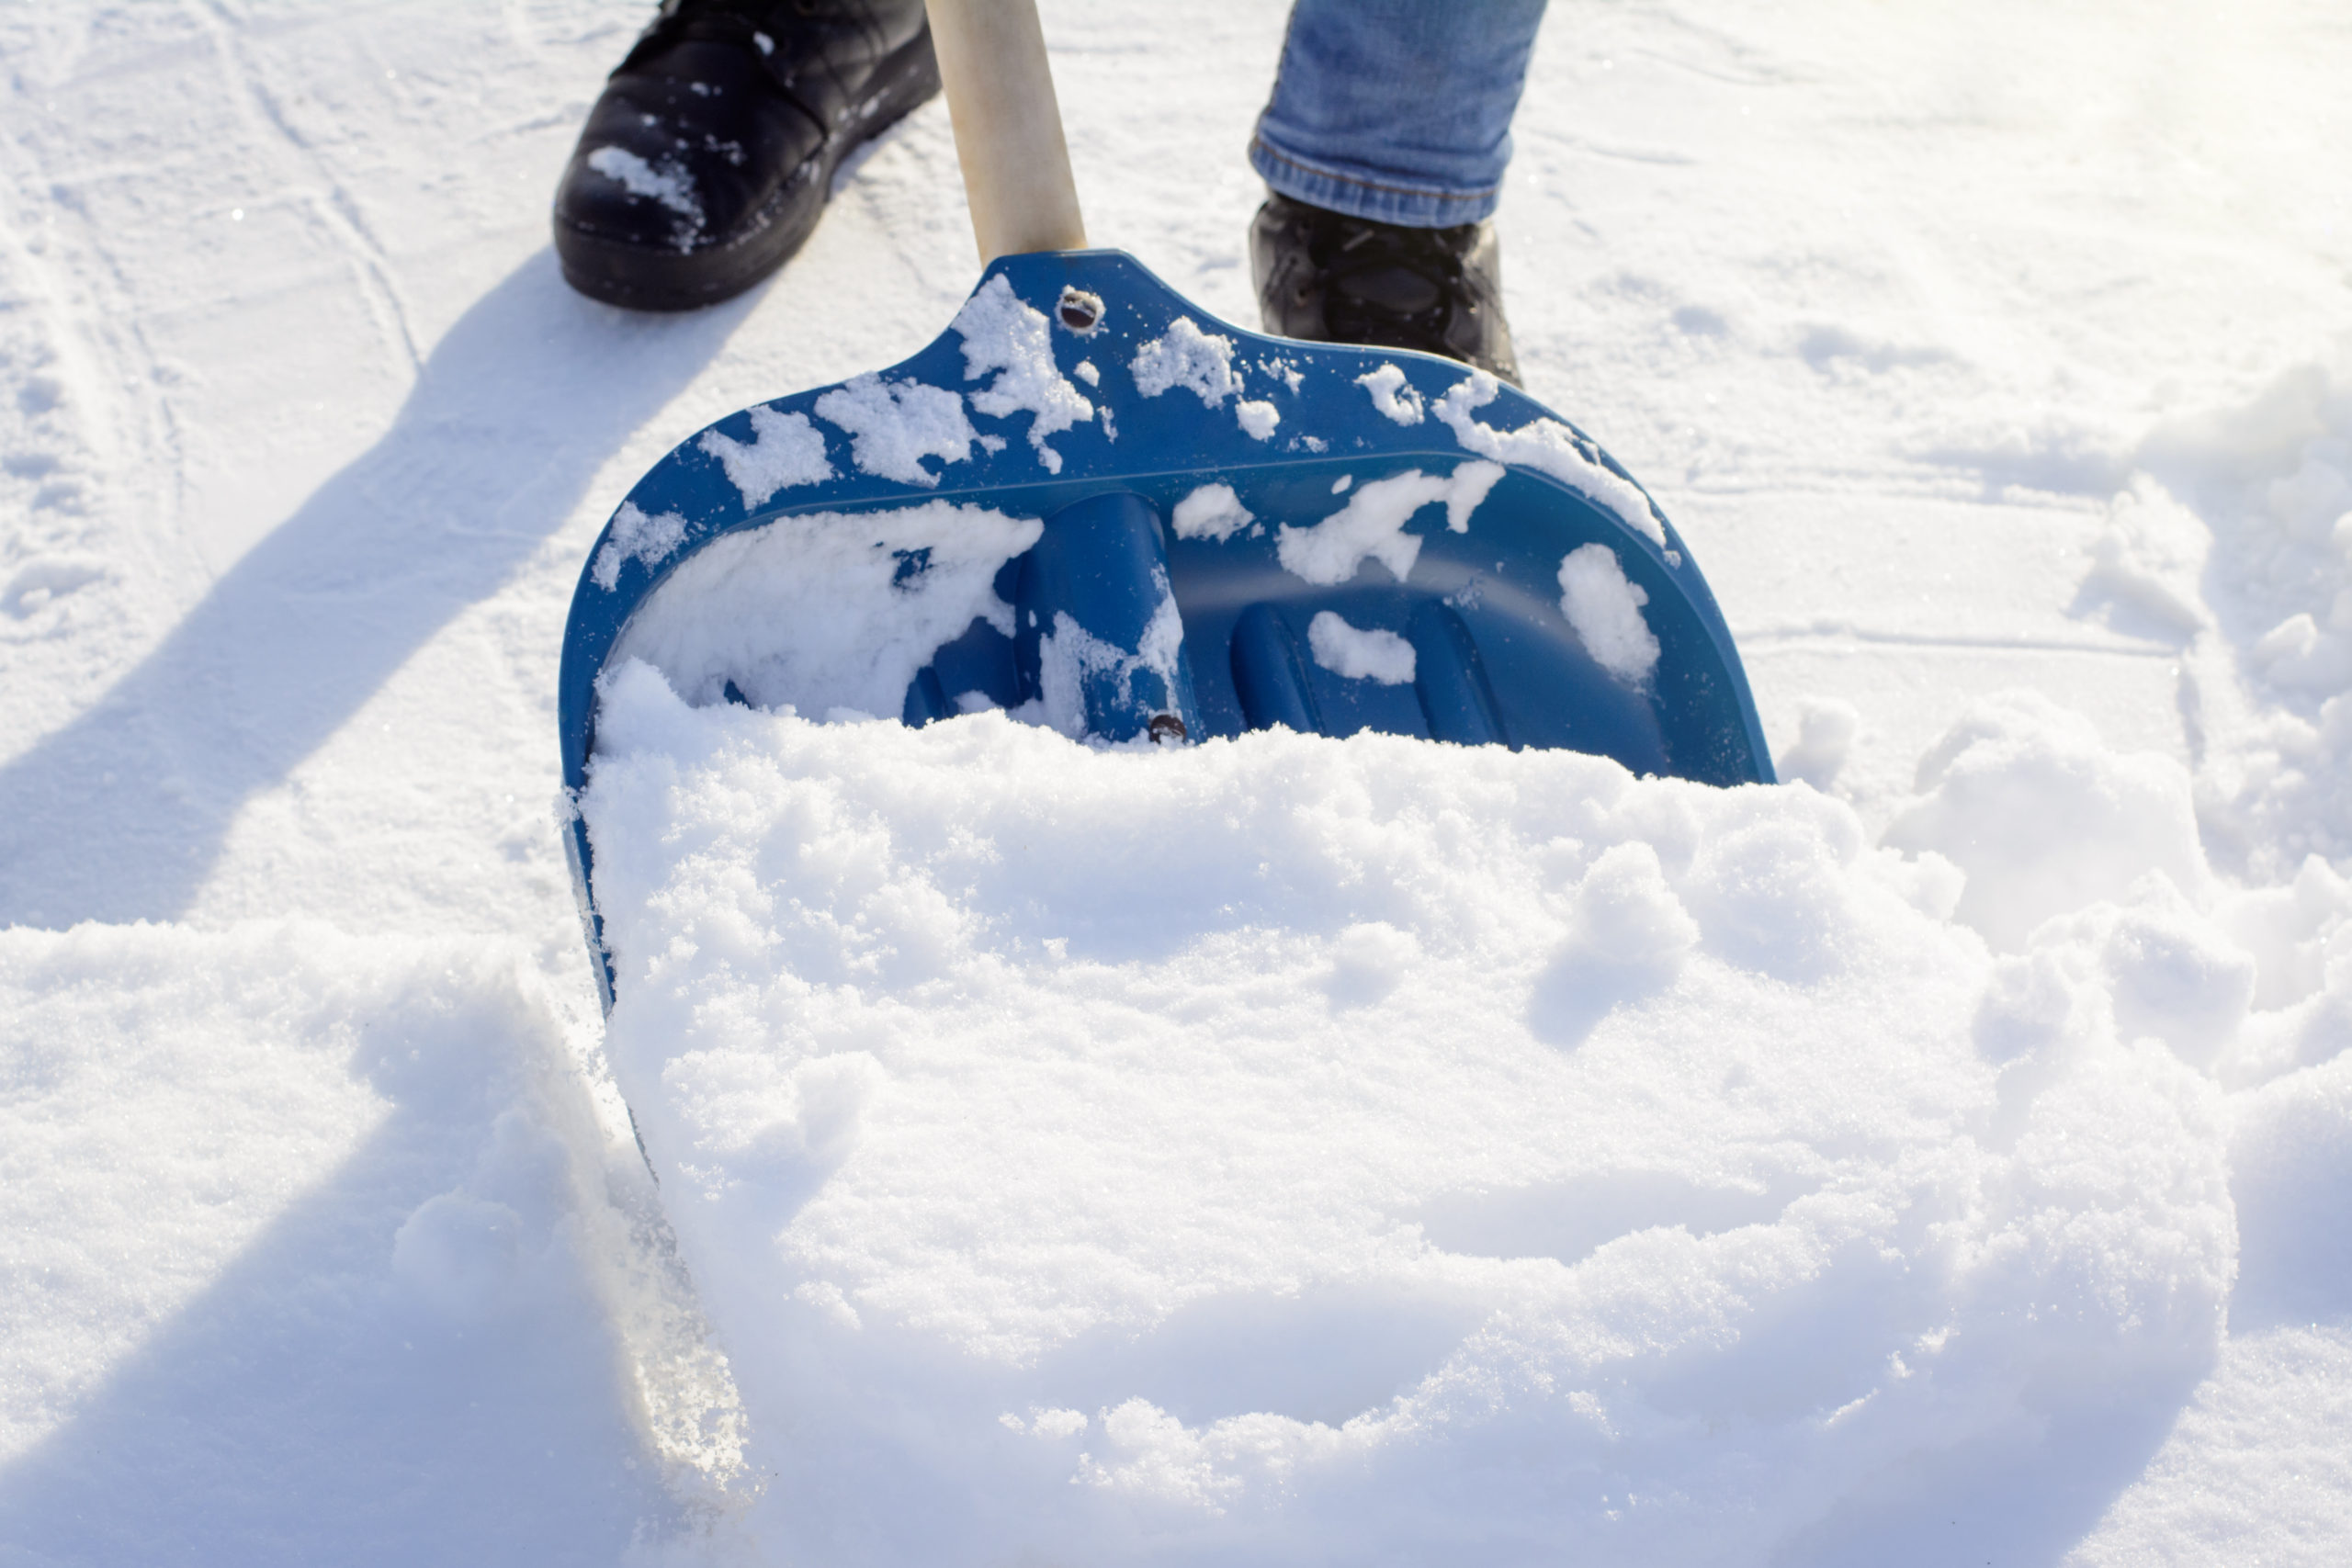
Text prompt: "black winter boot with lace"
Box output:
[[1249, 192, 1522, 387], [552, 0, 938, 310]]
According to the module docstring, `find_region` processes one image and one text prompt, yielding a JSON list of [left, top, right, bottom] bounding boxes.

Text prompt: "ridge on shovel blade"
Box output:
[[560, 248, 1772, 1011]]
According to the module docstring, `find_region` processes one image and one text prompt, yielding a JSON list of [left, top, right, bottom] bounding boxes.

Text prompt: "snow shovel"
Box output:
[[558, 0, 1774, 1011]]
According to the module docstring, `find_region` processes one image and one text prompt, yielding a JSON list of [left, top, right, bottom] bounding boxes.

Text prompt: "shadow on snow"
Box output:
[[0, 249, 747, 927]]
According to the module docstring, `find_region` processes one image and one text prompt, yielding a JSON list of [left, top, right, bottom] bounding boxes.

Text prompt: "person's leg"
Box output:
[[1250, 0, 1548, 230], [552, 0, 938, 311], [1248, 0, 1546, 384]]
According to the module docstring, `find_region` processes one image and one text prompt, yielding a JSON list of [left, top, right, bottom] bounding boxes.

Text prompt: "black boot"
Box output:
[[1249, 193, 1521, 386], [552, 0, 940, 310]]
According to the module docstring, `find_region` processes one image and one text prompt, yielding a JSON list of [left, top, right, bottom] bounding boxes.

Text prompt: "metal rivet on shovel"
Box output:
[[1148, 714, 1187, 745]]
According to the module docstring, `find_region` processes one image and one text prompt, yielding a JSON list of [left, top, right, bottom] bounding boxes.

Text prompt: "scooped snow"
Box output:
[[608, 500, 1041, 716], [812, 374, 976, 488], [951, 274, 1094, 474], [697, 405, 832, 509], [1276, 462, 1504, 586], [580, 669, 2256, 1564], [1557, 542, 1661, 684], [1170, 482, 1253, 542], [1235, 398, 1279, 440], [1307, 610, 1416, 684], [1435, 373, 1667, 548]]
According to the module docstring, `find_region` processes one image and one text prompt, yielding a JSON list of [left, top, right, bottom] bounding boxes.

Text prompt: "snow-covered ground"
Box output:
[[4, 1, 2350, 1562]]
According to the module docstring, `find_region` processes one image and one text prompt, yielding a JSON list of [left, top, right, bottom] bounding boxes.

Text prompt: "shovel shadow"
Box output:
[[0, 250, 751, 927]]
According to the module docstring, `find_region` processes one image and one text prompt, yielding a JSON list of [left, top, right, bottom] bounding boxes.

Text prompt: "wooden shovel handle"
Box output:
[[924, 0, 1089, 262]]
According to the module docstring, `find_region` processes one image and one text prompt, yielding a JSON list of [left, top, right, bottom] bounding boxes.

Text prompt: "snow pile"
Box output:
[[577, 661, 2277, 1563]]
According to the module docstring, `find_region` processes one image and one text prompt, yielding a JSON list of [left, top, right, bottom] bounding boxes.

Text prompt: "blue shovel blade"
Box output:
[[559, 249, 1771, 1010]]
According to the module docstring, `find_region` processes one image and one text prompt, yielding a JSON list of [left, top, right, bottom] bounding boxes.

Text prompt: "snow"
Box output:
[[1556, 541, 1661, 684], [1881, 693, 2213, 952], [578, 674, 2233, 1563], [1307, 609, 1416, 684], [1130, 316, 1241, 403], [609, 500, 1040, 714], [1028, 578, 1186, 739], [583, 146, 703, 243], [1274, 462, 1504, 586], [811, 373, 976, 487], [5, 0, 2352, 1562], [1358, 363, 1427, 425], [589, 500, 687, 590], [1170, 481, 1254, 542], [696, 404, 833, 509], [951, 273, 1095, 474], [1436, 371, 1668, 548], [0, 920, 697, 1558]]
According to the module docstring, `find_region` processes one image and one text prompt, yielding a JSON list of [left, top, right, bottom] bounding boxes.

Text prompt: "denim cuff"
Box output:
[[1248, 134, 1501, 229]]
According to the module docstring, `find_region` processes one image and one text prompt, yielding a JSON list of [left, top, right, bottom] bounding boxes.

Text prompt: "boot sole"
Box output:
[[555, 31, 942, 312]]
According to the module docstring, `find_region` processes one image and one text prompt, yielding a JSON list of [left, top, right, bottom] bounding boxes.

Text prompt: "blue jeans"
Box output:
[[1250, 0, 1549, 229]]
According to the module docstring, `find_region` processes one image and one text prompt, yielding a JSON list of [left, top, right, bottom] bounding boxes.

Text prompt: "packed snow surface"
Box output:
[[6, 0, 2352, 1563]]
